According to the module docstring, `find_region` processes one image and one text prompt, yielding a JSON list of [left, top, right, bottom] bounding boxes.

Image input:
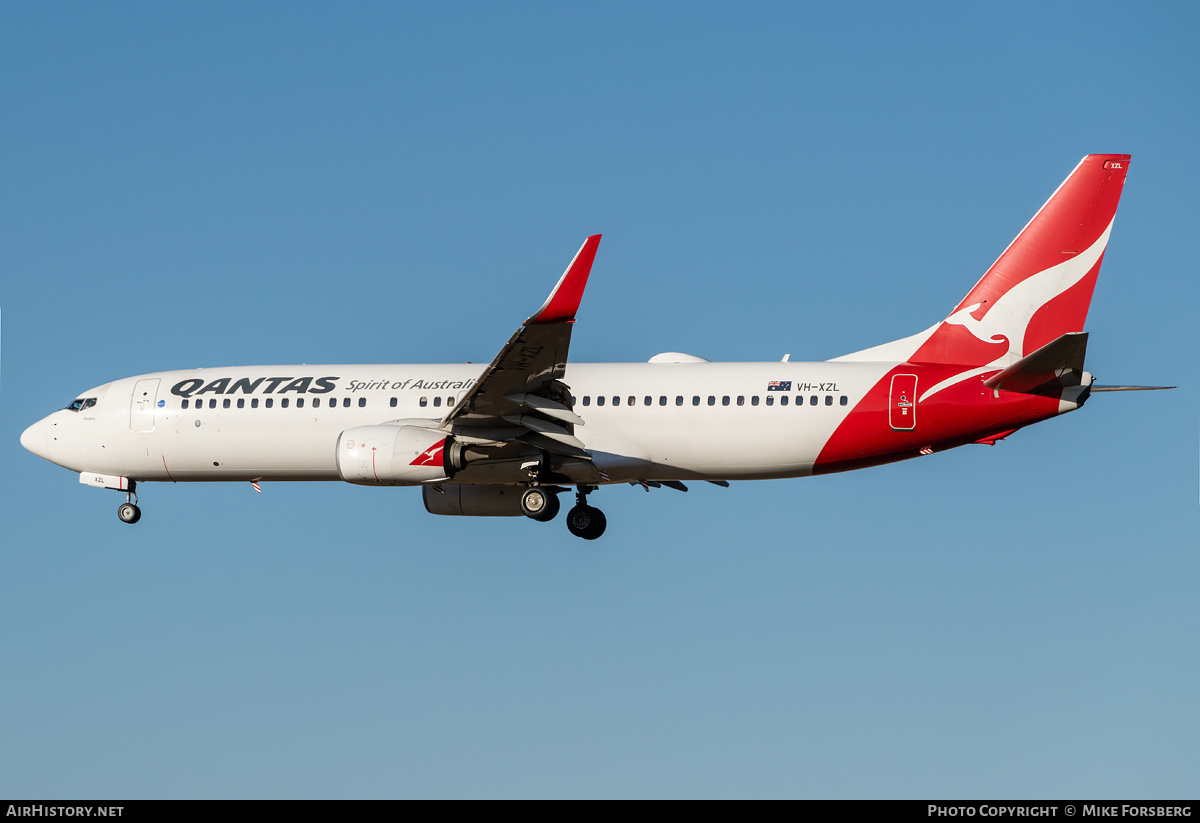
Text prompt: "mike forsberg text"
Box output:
[[928, 808, 1192, 818]]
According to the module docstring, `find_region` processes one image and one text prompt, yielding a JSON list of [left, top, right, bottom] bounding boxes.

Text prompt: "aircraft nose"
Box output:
[[20, 418, 49, 460]]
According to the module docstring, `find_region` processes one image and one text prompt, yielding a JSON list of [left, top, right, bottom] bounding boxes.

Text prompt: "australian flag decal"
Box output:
[[767, 381, 791, 392]]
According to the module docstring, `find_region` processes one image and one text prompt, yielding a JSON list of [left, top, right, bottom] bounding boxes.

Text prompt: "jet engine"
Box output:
[[336, 424, 473, 486]]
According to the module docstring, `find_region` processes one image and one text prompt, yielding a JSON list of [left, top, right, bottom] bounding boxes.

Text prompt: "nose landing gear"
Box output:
[[117, 484, 141, 524]]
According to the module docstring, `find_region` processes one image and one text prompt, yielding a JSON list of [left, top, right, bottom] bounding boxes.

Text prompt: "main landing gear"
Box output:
[[117, 483, 141, 524], [566, 486, 606, 541], [520, 486, 561, 522], [519, 483, 607, 540]]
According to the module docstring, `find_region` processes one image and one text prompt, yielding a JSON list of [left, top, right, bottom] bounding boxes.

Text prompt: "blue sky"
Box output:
[[2, 1, 1197, 798]]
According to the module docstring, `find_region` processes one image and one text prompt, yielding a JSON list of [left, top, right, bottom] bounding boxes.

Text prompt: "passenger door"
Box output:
[[130, 379, 160, 433], [889, 374, 917, 431]]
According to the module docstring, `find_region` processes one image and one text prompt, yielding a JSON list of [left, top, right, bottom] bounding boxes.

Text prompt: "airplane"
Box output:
[[20, 154, 1170, 540]]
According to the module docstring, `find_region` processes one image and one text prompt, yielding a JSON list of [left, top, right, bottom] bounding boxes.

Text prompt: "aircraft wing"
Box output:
[[439, 235, 601, 456]]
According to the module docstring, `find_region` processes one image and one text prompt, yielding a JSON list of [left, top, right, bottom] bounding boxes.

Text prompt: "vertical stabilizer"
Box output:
[[834, 155, 1130, 380]]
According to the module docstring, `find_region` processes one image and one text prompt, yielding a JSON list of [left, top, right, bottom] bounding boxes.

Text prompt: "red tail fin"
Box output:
[[914, 154, 1130, 367]]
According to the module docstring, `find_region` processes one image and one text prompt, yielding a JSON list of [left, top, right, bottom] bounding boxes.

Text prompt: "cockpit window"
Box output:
[[67, 399, 85, 411], [65, 398, 97, 412]]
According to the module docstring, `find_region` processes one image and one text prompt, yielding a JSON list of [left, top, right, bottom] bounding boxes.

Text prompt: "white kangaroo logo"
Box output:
[[920, 219, 1113, 402]]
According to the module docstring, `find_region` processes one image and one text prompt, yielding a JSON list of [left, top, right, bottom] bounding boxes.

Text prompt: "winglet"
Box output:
[[527, 235, 602, 324]]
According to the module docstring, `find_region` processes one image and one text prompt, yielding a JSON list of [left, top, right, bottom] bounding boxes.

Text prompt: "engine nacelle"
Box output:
[[337, 425, 455, 486], [422, 484, 527, 517]]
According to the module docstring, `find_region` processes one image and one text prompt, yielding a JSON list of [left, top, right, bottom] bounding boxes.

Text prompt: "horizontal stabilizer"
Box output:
[[1090, 385, 1176, 392], [983, 332, 1088, 396]]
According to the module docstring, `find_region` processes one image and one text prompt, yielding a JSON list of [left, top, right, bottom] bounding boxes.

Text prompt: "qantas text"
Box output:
[[171, 376, 477, 398]]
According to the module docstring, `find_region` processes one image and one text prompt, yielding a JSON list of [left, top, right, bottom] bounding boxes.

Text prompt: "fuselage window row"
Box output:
[[179, 396, 371, 410], [568, 394, 851, 408], [177, 393, 848, 411]]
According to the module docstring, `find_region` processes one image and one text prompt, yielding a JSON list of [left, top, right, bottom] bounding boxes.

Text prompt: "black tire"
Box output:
[[566, 505, 606, 540], [520, 487, 550, 519], [118, 503, 141, 524], [530, 491, 560, 523]]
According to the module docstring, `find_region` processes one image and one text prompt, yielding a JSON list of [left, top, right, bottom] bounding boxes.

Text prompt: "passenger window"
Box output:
[[645, 396, 652, 406], [765, 395, 774, 406], [237, 398, 245, 409], [612, 396, 620, 406], [751, 396, 759, 406], [583, 396, 591, 406], [825, 395, 833, 405], [222, 398, 230, 409], [810, 396, 818, 405], [251, 398, 259, 409], [840, 396, 848, 406], [597, 396, 605, 406], [343, 398, 351, 407], [299, 398, 307, 408], [446, 397, 454, 407], [182, 399, 190, 409], [265, 398, 274, 408], [780, 395, 789, 406], [659, 396, 667, 406], [360, 398, 367, 407], [420, 397, 428, 407], [692, 396, 700, 406], [676, 396, 683, 406], [629, 396, 636, 406], [209, 399, 217, 409], [390, 397, 397, 408], [722, 396, 730, 406], [281, 398, 289, 408], [737, 396, 745, 406], [707, 396, 715, 406], [434, 397, 442, 407]]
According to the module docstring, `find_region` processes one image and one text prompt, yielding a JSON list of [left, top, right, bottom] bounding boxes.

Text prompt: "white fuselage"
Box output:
[[22, 359, 896, 486]]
